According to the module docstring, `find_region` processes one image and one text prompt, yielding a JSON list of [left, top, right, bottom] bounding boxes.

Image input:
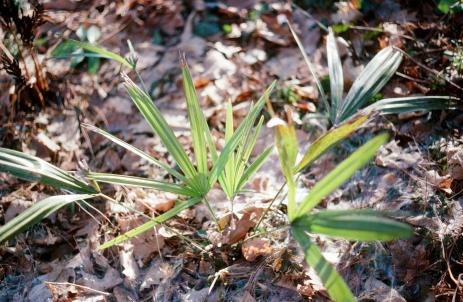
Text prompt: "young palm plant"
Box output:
[[0, 42, 275, 250], [270, 111, 412, 301], [288, 22, 456, 126]]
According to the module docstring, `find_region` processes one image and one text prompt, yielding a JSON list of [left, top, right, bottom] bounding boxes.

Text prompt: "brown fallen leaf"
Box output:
[[117, 216, 165, 264], [296, 279, 315, 298], [360, 277, 406, 302], [241, 238, 273, 261], [448, 147, 463, 180], [222, 206, 264, 245], [424, 170, 452, 194]]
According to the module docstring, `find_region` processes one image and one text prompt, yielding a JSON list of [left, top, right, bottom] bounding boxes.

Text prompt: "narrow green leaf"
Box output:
[[86, 172, 197, 196], [367, 96, 457, 114], [327, 28, 344, 123], [295, 133, 388, 219], [235, 116, 265, 186], [294, 114, 369, 173], [236, 145, 273, 192], [209, 81, 276, 187], [97, 197, 202, 250], [292, 227, 355, 302], [59, 39, 132, 68], [83, 124, 187, 183], [293, 210, 413, 241], [336, 47, 402, 123], [0, 194, 96, 243], [0, 148, 96, 194], [123, 74, 198, 181], [181, 61, 208, 175], [222, 100, 236, 198]]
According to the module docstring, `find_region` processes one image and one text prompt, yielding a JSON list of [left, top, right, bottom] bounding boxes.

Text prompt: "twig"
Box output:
[[254, 181, 286, 230], [44, 281, 111, 296], [291, 3, 328, 32], [395, 47, 463, 92], [243, 225, 289, 242]]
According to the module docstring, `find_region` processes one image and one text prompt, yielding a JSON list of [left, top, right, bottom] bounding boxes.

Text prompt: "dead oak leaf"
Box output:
[[241, 238, 273, 262]]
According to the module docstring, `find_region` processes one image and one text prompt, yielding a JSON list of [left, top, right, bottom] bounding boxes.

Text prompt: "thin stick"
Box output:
[[395, 47, 463, 91], [203, 198, 220, 230], [254, 181, 286, 230], [243, 225, 289, 242], [44, 281, 111, 296]]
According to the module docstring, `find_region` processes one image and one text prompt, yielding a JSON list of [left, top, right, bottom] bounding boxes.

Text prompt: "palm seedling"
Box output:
[[288, 22, 456, 127], [268, 110, 412, 301], [0, 41, 275, 252]]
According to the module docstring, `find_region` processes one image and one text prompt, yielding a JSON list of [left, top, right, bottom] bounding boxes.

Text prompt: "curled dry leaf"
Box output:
[[241, 238, 273, 261], [222, 206, 265, 245], [117, 216, 165, 263], [119, 244, 140, 282], [360, 277, 406, 302], [448, 147, 463, 180], [424, 170, 452, 194], [375, 140, 421, 170]]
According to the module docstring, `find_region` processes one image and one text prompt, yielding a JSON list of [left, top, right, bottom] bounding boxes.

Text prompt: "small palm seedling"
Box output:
[[52, 25, 103, 74], [269, 111, 412, 301], [288, 22, 456, 126], [0, 42, 275, 251]]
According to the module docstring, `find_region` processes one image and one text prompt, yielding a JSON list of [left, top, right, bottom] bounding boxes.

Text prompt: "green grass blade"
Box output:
[[181, 61, 208, 175], [293, 210, 413, 241], [123, 74, 197, 181], [0, 148, 96, 194], [367, 96, 457, 114], [292, 227, 355, 302], [236, 145, 273, 192], [295, 133, 388, 219], [0, 194, 96, 243], [209, 81, 276, 187], [327, 28, 344, 123], [97, 197, 202, 250], [294, 114, 369, 173], [83, 123, 187, 182], [287, 21, 330, 114], [55, 39, 132, 68], [86, 172, 196, 196], [337, 47, 402, 123]]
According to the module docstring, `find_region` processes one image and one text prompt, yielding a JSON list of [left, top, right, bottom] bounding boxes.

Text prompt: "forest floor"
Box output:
[[1, 0, 463, 301]]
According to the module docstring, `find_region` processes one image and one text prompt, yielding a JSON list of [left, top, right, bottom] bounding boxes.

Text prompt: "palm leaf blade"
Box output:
[[0, 194, 96, 243], [295, 133, 388, 218], [86, 172, 196, 196], [97, 197, 202, 250], [294, 210, 412, 241], [292, 227, 356, 302]]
